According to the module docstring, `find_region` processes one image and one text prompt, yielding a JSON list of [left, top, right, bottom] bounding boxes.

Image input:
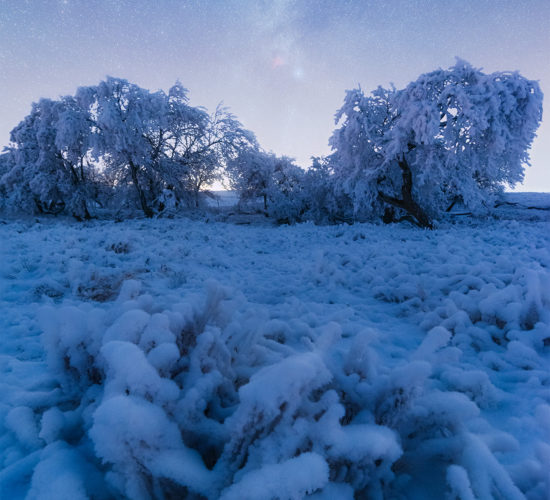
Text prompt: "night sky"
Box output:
[[1, 0, 549, 190]]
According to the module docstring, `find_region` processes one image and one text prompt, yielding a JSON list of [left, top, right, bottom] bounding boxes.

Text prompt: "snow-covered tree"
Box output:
[[76, 78, 171, 217], [158, 82, 211, 208], [302, 157, 354, 224], [329, 60, 543, 227], [227, 148, 305, 222], [77, 78, 256, 214], [53, 96, 97, 218], [1, 97, 95, 218], [267, 155, 305, 223], [165, 102, 256, 208], [1, 78, 256, 218], [227, 147, 275, 210]]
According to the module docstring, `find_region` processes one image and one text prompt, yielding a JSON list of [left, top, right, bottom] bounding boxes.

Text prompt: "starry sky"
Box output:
[[1, 0, 549, 190]]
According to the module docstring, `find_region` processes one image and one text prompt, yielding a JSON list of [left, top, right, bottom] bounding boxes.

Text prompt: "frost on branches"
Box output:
[[329, 60, 543, 227], [0, 78, 256, 219], [0, 60, 543, 227], [227, 148, 305, 223], [1, 97, 95, 219]]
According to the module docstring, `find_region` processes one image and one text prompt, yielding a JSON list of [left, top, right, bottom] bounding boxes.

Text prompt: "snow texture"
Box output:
[[0, 193, 549, 499]]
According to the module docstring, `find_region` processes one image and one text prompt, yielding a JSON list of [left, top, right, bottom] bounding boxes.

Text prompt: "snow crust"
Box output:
[[0, 198, 549, 498]]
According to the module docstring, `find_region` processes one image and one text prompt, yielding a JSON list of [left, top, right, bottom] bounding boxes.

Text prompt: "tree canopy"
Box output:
[[328, 60, 543, 227], [1, 78, 257, 218], [0, 61, 543, 226]]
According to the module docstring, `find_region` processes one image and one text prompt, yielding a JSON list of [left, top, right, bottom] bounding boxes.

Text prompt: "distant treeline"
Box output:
[[0, 61, 542, 227]]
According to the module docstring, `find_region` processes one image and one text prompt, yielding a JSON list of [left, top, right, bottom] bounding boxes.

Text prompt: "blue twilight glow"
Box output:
[[1, 0, 548, 190]]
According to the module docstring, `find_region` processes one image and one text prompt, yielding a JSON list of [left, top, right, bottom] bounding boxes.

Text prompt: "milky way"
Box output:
[[1, 0, 549, 190]]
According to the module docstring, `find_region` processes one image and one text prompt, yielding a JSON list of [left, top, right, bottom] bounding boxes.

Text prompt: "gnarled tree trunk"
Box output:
[[378, 154, 433, 229]]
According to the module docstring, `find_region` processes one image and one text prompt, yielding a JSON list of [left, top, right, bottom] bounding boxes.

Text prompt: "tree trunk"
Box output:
[[72, 199, 92, 222], [378, 156, 433, 229], [129, 160, 153, 218], [81, 199, 92, 220]]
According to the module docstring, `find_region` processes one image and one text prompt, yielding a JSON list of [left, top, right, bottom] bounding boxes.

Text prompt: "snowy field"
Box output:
[[0, 194, 549, 499]]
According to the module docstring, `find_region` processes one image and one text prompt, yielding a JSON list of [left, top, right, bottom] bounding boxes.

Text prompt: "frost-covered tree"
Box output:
[[329, 60, 543, 227], [53, 96, 97, 218], [227, 148, 305, 222], [165, 101, 256, 208], [302, 157, 353, 224], [1, 78, 256, 219], [158, 82, 211, 208], [76, 79, 256, 214], [267, 155, 305, 223], [227, 147, 274, 210], [1, 97, 95, 218], [77, 78, 171, 217]]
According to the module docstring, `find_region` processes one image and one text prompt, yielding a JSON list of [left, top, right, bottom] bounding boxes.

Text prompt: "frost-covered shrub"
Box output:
[[34, 281, 411, 498], [301, 157, 354, 224], [265, 156, 306, 223], [227, 148, 306, 223], [302, 224, 550, 498], [226, 147, 272, 210], [33, 276, 542, 499]]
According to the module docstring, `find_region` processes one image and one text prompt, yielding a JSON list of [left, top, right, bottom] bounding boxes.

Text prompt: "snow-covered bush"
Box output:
[[0, 149, 15, 213], [329, 60, 543, 227], [32, 272, 546, 498], [34, 281, 408, 498], [266, 156, 305, 223], [301, 157, 353, 224], [226, 147, 274, 211], [227, 148, 306, 223]]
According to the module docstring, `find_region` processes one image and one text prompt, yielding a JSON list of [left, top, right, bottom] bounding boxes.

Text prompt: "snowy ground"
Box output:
[[0, 194, 549, 499]]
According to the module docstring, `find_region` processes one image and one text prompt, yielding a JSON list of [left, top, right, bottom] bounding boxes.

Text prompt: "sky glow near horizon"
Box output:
[[1, 0, 549, 191]]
